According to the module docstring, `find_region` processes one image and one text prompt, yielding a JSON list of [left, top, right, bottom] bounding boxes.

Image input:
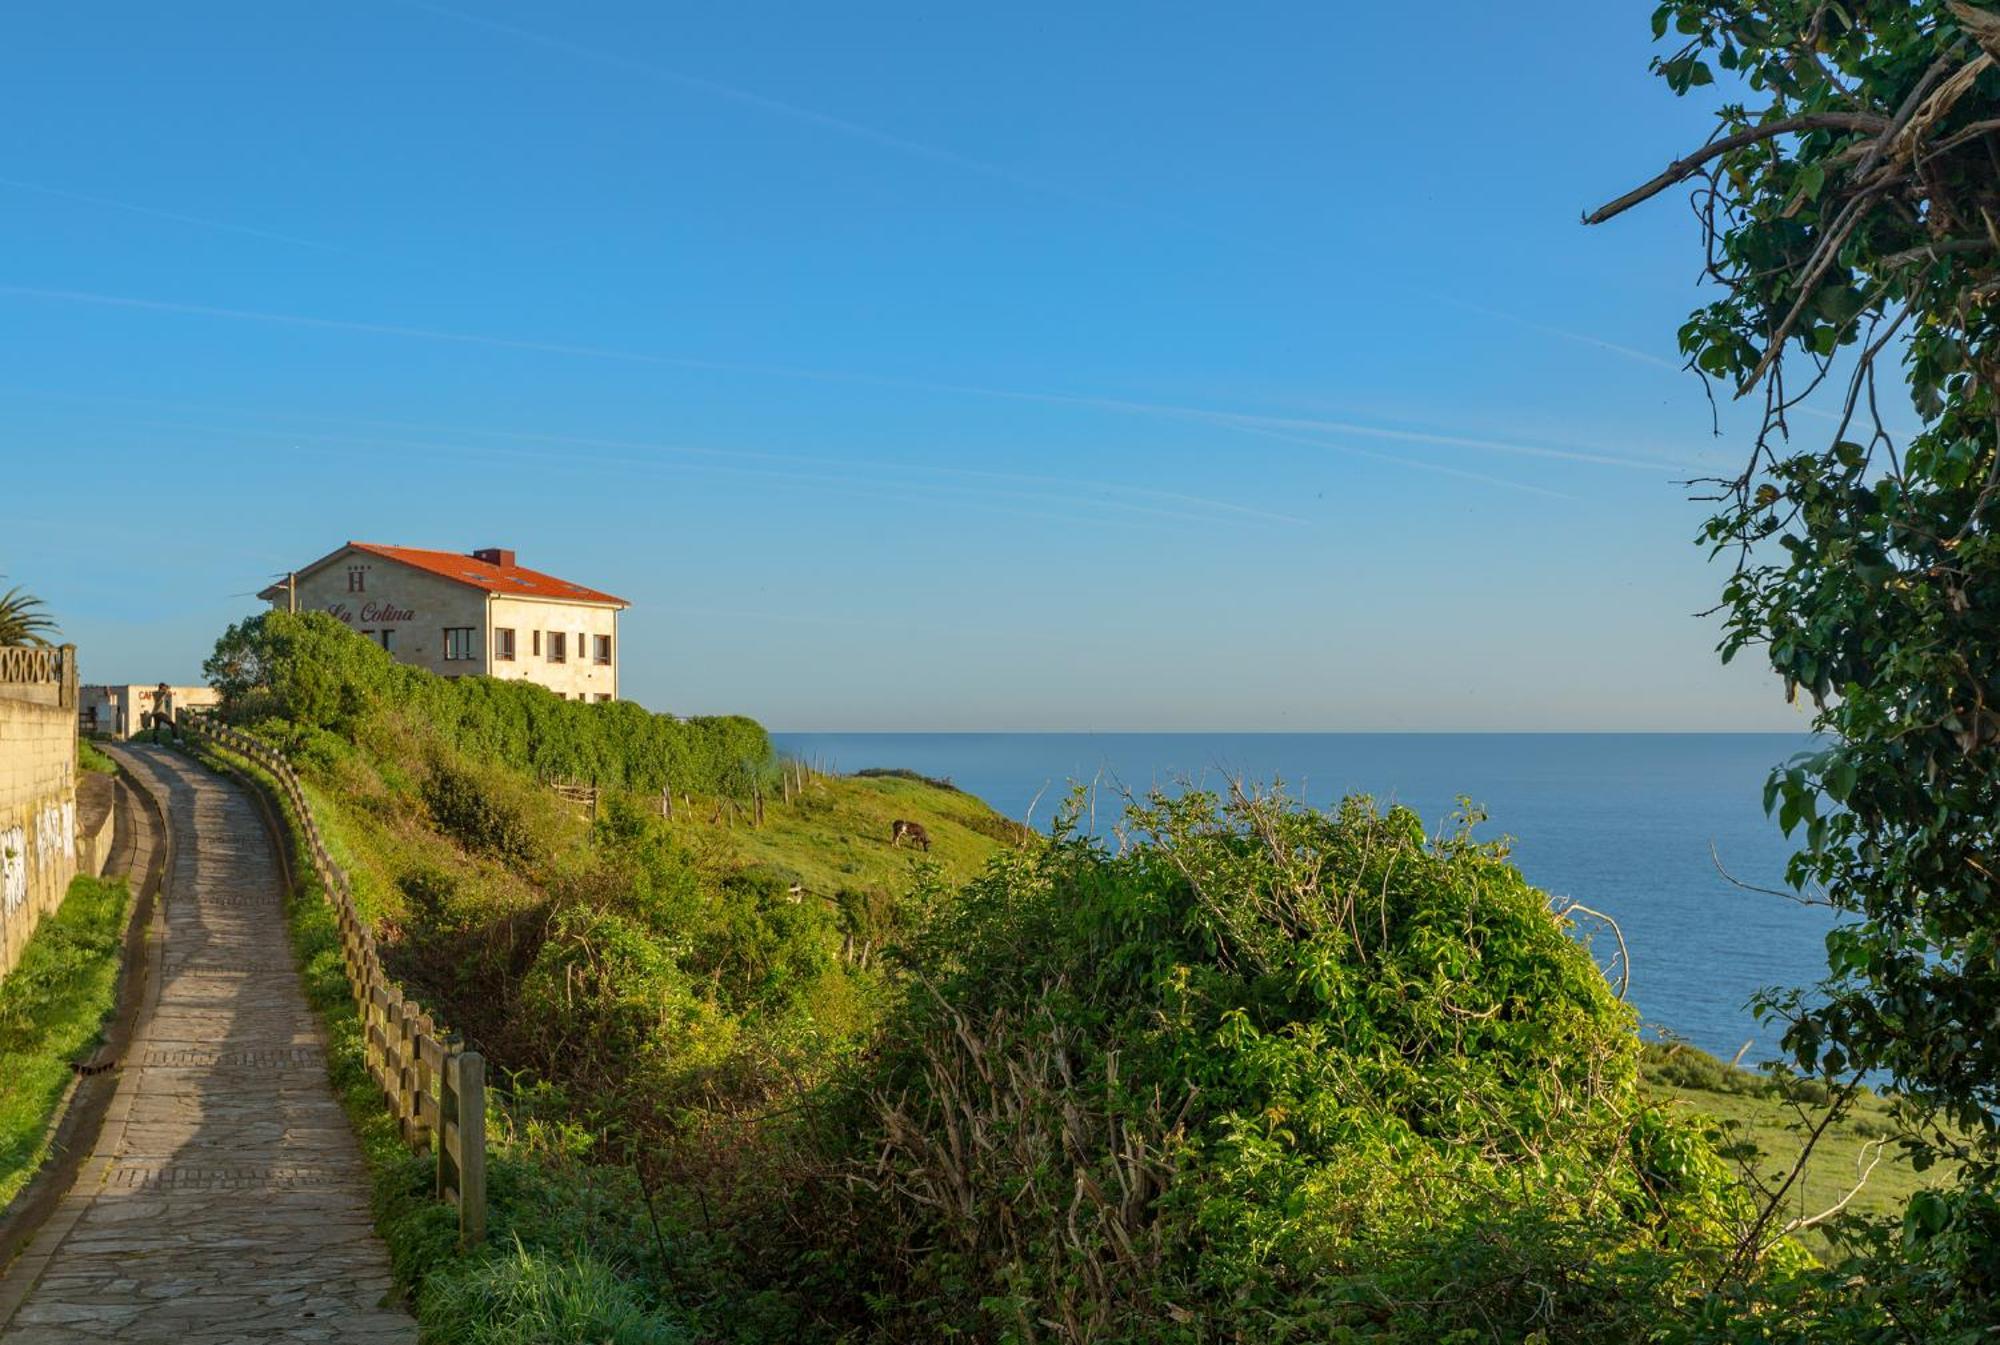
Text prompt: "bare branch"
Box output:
[[1558, 901, 1630, 1000], [1763, 1138, 1890, 1251], [1584, 114, 1888, 225], [1711, 841, 1832, 907]]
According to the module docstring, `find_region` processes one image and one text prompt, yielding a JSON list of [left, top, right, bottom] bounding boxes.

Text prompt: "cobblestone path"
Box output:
[[0, 746, 416, 1343]]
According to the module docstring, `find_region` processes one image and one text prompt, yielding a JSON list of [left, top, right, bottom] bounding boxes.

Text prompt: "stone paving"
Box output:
[[0, 747, 416, 1343]]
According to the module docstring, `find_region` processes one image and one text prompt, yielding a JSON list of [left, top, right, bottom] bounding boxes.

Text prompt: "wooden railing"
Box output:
[[180, 718, 487, 1245]]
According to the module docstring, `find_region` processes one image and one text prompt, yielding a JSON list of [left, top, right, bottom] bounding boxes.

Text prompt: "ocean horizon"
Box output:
[[773, 731, 1829, 1068]]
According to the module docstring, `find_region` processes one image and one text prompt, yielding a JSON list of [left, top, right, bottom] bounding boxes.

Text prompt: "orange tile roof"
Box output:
[[345, 543, 629, 607]]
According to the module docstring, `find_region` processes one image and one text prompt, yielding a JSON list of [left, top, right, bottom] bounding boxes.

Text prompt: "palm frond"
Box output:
[[0, 581, 59, 647]]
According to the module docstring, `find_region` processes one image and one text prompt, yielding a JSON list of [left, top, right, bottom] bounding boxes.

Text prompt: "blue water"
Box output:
[[772, 732, 1829, 1065]]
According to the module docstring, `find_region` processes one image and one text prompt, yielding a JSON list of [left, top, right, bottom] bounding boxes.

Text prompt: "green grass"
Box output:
[[418, 1240, 688, 1345], [0, 874, 133, 1209], [76, 739, 118, 775], [653, 770, 1021, 900], [1641, 1042, 1952, 1252], [193, 737, 692, 1342]]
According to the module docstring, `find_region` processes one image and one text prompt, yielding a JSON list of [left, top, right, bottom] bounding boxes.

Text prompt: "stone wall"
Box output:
[[0, 650, 81, 980], [280, 557, 492, 678]]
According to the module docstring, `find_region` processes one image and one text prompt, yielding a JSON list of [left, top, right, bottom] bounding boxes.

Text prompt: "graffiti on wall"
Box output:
[[34, 800, 75, 866], [1, 825, 25, 914]]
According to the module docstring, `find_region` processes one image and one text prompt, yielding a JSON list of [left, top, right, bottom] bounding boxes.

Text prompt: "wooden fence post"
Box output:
[[456, 1052, 486, 1246], [395, 1000, 418, 1141], [435, 1041, 459, 1203], [412, 1012, 436, 1149]]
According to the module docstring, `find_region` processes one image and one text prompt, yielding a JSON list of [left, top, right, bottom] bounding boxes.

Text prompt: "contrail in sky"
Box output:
[[3, 384, 1309, 527], [385, 0, 1087, 204], [1220, 422, 1580, 501], [0, 177, 339, 252], [389, 0, 1687, 391], [2, 284, 1662, 489], [939, 386, 1688, 471], [1436, 296, 1682, 373], [90, 413, 1235, 534], [0, 287, 751, 373]]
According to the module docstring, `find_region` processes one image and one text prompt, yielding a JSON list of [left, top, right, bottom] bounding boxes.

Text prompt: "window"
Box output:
[[494, 628, 516, 662], [363, 629, 393, 652], [444, 627, 478, 661], [379, 629, 395, 652], [347, 566, 365, 593], [594, 693, 611, 703], [532, 630, 541, 657], [593, 634, 611, 666], [546, 631, 567, 663]]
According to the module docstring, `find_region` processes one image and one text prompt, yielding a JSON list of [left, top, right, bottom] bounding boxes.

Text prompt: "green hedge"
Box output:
[[206, 611, 774, 797]]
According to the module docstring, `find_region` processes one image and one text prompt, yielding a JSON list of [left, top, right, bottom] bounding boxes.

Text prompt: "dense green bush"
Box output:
[[518, 905, 738, 1102], [791, 791, 1754, 1343], [207, 611, 775, 798], [422, 757, 555, 870]]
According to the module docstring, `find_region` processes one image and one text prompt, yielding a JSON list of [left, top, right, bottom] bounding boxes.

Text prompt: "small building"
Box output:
[[79, 683, 222, 738], [259, 542, 629, 702]]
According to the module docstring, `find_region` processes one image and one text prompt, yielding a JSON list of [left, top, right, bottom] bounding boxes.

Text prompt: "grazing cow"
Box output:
[[890, 819, 932, 852]]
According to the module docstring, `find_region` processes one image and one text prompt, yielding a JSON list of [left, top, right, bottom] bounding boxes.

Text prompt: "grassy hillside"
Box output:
[[655, 768, 1025, 899], [205, 669, 1017, 1342], [198, 615, 1991, 1341], [1642, 1042, 1955, 1251]]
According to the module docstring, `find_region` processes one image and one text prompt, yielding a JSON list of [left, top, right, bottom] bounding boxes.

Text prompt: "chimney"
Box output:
[[472, 547, 516, 568]]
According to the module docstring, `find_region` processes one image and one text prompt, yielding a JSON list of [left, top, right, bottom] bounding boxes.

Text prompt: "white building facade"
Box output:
[[79, 683, 223, 738], [262, 543, 629, 701]]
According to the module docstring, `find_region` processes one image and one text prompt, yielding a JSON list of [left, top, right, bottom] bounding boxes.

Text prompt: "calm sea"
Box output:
[[771, 732, 1827, 1065]]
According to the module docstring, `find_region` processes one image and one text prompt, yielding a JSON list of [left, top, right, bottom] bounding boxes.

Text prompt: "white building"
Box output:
[[79, 683, 223, 738], [260, 543, 629, 702]]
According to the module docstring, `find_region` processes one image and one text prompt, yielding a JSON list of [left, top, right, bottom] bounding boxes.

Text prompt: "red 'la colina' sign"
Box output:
[[326, 601, 417, 624]]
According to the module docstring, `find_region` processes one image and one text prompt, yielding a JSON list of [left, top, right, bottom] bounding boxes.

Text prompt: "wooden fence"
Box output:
[[181, 718, 487, 1245]]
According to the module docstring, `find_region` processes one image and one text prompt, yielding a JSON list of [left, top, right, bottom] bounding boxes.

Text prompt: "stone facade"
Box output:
[[0, 648, 80, 981], [266, 543, 625, 702]]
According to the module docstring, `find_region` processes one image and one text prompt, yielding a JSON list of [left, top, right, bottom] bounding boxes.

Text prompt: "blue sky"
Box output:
[[2, 2, 1816, 730]]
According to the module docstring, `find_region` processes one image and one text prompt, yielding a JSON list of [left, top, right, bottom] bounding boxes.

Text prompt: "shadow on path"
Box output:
[[0, 746, 415, 1343]]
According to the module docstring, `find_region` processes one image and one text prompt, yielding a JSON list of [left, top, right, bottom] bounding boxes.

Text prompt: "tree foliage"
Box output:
[[1590, 2, 2000, 1171], [0, 581, 57, 647], [205, 611, 777, 799]]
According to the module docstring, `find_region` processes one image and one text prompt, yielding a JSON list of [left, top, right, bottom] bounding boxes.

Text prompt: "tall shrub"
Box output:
[[207, 611, 775, 798], [807, 791, 1748, 1343]]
